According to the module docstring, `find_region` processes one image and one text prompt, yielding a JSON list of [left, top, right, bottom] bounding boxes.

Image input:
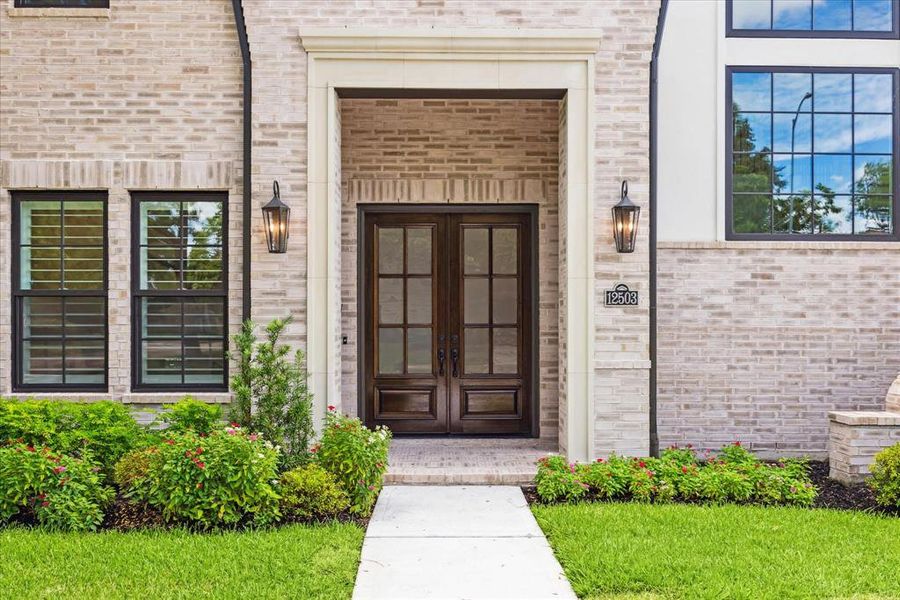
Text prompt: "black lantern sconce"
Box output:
[[262, 180, 290, 253], [612, 180, 640, 253]]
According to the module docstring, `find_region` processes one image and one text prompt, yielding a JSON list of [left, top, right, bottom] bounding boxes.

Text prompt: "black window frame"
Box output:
[[14, 0, 109, 7], [725, 66, 900, 241], [131, 191, 229, 392], [11, 190, 109, 393], [726, 0, 900, 39]]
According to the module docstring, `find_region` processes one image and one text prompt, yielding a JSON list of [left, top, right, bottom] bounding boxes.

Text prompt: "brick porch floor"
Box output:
[[384, 438, 558, 485]]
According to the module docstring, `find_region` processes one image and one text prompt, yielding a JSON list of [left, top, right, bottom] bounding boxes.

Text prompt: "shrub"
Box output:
[[0, 443, 112, 531], [113, 447, 156, 489], [228, 318, 315, 469], [279, 464, 349, 520], [130, 426, 280, 527], [316, 410, 391, 516], [0, 399, 144, 476], [869, 443, 900, 508], [532, 443, 817, 507], [158, 397, 222, 435]]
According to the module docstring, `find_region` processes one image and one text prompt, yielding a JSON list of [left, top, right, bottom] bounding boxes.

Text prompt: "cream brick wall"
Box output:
[[0, 0, 243, 403], [338, 99, 560, 439], [1, 0, 660, 456], [658, 242, 900, 456]]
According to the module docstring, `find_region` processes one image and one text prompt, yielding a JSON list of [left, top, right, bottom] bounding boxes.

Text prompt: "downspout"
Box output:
[[649, 0, 669, 457], [231, 0, 252, 323]]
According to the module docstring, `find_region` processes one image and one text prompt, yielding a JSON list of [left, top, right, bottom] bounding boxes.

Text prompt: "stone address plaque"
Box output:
[[604, 283, 639, 307]]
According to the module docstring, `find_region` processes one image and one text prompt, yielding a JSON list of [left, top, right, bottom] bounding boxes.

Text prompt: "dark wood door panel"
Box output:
[[361, 206, 534, 436]]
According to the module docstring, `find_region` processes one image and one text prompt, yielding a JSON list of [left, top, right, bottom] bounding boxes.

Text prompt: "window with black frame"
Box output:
[[132, 192, 227, 390], [14, 0, 109, 7], [12, 192, 107, 390], [728, 0, 898, 38], [727, 67, 898, 239]]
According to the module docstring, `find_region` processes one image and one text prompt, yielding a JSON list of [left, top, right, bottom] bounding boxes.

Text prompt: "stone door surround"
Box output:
[[301, 28, 600, 461]]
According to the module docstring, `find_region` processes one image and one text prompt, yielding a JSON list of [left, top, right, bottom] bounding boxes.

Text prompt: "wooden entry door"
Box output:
[[362, 208, 534, 435]]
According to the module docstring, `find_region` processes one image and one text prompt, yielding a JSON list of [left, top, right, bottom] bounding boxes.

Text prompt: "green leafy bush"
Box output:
[[158, 397, 222, 435], [0, 443, 112, 531], [129, 426, 280, 527], [113, 447, 156, 489], [869, 443, 900, 508], [534, 443, 816, 507], [316, 410, 391, 516], [535, 456, 588, 503], [279, 464, 349, 520], [0, 399, 144, 475], [228, 318, 314, 469]]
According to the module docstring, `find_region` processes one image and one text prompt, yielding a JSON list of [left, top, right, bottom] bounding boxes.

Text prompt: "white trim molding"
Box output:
[[303, 28, 599, 462]]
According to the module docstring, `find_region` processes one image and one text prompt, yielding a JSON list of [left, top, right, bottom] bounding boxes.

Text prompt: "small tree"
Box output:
[[228, 317, 314, 469]]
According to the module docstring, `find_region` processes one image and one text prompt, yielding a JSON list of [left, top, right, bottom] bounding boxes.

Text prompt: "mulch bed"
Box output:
[[523, 461, 898, 517]]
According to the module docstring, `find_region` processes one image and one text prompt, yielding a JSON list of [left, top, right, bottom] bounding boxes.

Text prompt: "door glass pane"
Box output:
[[493, 328, 518, 374], [464, 278, 489, 324], [378, 228, 403, 274], [492, 228, 517, 274], [378, 328, 404, 374], [492, 279, 517, 324], [407, 278, 432, 324], [379, 278, 404, 324], [463, 228, 489, 274], [407, 328, 432, 374], [406, 227, 432, 274], [464, 328, 489, 374]]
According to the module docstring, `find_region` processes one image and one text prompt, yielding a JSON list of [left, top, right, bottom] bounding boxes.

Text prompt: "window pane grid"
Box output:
[[133, 194, 227, 389], [13, 193, 107, 390], [731, 69, 896, 237], [730, 0, 896, 35]]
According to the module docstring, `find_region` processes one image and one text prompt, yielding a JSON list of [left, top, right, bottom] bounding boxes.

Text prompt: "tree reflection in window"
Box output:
[[729, 69, 896, 237]]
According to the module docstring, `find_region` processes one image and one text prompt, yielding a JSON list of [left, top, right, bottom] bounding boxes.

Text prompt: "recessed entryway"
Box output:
[[360, 206, 537, 435]]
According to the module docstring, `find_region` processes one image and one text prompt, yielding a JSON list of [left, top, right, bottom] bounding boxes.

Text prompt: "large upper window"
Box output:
[[727, 67, 898, 240], [12, 192, 107, 391], [132, 193, 227, 390], [728, 0, 899, 38]]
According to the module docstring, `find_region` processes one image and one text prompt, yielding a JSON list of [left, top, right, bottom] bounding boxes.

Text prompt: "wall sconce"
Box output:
[[262, 180, 290, 253], [612, 180, 640, 253]]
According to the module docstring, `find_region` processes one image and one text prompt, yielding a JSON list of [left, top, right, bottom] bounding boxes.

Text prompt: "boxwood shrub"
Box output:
[[869, 443, 900, 508]]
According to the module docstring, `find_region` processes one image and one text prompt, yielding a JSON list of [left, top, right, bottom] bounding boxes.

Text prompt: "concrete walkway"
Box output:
[[353, 486, 576, 600]]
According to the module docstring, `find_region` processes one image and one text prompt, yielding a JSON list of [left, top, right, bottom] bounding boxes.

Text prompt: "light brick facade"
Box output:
[[2, 0, 896, 462]]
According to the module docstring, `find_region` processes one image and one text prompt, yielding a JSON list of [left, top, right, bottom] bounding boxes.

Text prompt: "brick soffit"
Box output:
[[298, 28, 603, 54]]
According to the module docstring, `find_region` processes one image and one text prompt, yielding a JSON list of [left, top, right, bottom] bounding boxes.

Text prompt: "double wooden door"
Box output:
[[362, 208, 534, 435]]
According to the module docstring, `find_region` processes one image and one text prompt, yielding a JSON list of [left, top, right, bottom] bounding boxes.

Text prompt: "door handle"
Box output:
[[450, 348, 459, 378], [437, 348, 446, 376]]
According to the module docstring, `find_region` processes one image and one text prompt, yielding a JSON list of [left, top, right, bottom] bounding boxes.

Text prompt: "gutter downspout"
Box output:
[[231, 0, 251, 323], [649, 0, 669, 458]]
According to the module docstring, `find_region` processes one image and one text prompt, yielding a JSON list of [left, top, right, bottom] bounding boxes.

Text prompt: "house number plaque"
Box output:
[[604, 284, 639, 306]]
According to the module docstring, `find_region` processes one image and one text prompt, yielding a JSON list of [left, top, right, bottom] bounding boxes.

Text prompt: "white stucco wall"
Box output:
[[658, 0, 900, 242]]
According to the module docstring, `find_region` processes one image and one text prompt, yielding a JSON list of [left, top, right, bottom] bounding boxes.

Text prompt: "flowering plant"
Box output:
[[128, 426, 281, 527], [0, 443, 112, 531], [315, 409, 391, 516]]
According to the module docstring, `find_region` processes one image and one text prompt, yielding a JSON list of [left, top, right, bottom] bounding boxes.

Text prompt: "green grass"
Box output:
[[532, 503, 900, 600], [0, 522, 364, 600]]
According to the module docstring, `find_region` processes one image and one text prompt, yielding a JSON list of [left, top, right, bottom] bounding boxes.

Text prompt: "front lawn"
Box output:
[[0, 522, 364, 600], [532, 503, 900, 600]]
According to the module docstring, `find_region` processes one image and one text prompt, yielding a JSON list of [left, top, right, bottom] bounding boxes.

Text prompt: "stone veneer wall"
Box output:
[[0, 0, 243, 405], [657, 242, 900, 456], [339, 99, 560, 439]]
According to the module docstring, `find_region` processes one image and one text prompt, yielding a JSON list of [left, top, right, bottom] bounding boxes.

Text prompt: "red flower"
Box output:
[[327, 405, 336, 411], [248, 434, 258, 442], [195, 461, 205, 470], [196, 483, 203, 489], [681, 466, 689, 474], [638, 461, 646, 468], [40, 501, 50, 508], [733, 441, 741, 447], [596, 458, 605, 463], [230, 422, 240, 428], [53, 466, 67, 475], [164, 439, 175, 445], [25, 445, 35, 452], [196, 447, 203, 454]]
